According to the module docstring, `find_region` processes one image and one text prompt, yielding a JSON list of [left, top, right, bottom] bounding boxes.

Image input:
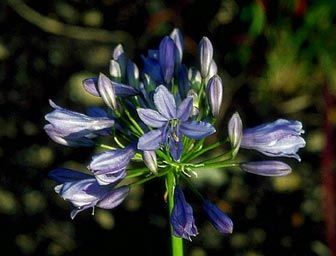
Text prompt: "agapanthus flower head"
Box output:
[[241, 119, 306, 161], [45, 28, 306, 247], [49, 168, 129, 219]]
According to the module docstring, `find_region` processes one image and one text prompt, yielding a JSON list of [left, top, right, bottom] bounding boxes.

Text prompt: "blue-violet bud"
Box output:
[[240, 161, 292, 176], [228, 112, 243, 156], [206, 75, 223, 118], [198, 37, 213, 78], [203, 200, 233, 234]]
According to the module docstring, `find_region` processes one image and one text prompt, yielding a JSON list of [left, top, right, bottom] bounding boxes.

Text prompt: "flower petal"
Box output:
[[138, 129, 163, 151], [137, 108, 168, 128], [97, 186, 129, 209], [180, 121, 216, 139], [177, 97, 193, 122], [89, 146, 135, 175], [153, 85, 177, 119], [49, 168, 92, 183]]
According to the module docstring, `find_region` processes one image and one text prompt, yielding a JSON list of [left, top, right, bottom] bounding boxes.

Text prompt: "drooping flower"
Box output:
[[202, 200, 233, 234], [241, 119, 306, 161], [137, 85, 216, 160], [89, 145, 136, 185], [171, 186, 198, 240], [240, 161, 292, 176], [44, 100, 114, 147], [49, 168, 129, 219]]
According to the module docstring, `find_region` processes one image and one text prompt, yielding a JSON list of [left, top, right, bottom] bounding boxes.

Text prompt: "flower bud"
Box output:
[[98, 73, 118, 110], [170, 28, 184, 66], [228, 112, 242, 156], [109, 59, 121, 79], [142, 150, 157, 174], [159, 36, 175, 84], [203, 200, 233, 234], [240, 161, 292, 176], [198, 37, 213, 78], [113, 44, 126, 78], [206, 75, 223, 118], [127, 60, 139, 87]]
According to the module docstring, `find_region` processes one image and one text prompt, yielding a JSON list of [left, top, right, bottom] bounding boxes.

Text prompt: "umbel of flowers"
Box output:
[[45, 29, 305, 245]]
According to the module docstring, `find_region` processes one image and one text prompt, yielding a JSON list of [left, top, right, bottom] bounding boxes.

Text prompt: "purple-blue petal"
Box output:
[[137, 129, 163, 151], [142, 56, 163, 83], [89, 146, 136, 175], [153, 85, 177, 119], [180, 121, 216, 139], [49, 168, 92, 183], [137, 108, 168, 128], [177, 97, 193, 122], [97, 186, 129, 209]]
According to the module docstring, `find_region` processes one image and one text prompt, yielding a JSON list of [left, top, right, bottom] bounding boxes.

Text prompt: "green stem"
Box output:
[[195, 162, 239, 169], [166, 171, 184, 256], [97, 144, 115, 150]]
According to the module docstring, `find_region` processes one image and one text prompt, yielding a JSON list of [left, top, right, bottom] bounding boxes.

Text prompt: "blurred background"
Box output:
[[1, 0, 335, 255]]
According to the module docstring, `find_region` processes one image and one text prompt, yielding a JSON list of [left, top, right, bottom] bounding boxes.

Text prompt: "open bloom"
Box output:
[[241, 119, 306, 161], [137, 85, 216, 160], [49, 168, 129, 219], [171, 186, 198, 240]]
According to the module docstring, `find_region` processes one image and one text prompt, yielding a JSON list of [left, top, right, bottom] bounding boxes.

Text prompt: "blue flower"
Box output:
[[49, 168, 129, 219], [202, 200, 233, 234], [171, 186, 198, 240], [137, 85, 216, 160], [240, 161, 292, 176], [241, 119, 306, 161], [44, 100, 114, 147], [89, 145, 136, 185]]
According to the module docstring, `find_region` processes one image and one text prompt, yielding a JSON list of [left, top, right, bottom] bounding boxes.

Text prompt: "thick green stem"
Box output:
[[167, 172, 184, 256]]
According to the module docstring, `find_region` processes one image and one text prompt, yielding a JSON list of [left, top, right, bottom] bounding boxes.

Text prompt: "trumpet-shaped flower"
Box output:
[[49, 168, 129, 219], [241, 119, 306, 161], [137, 85, 215, 160], [171, 186, 198, 240], [89, 145, 136, 185], [44, 100, 114, 146]]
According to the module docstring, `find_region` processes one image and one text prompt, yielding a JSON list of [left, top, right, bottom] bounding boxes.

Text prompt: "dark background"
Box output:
[[1, 0, 335, 255]]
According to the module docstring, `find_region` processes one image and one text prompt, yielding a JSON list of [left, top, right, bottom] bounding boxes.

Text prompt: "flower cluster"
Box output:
[[45, 29, 305, 239]]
